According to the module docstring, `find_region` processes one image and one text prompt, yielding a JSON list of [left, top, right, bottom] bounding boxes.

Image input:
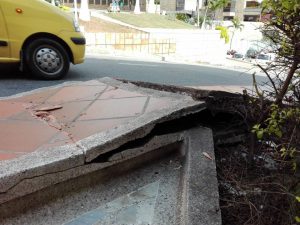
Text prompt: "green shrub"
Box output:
[[176, 13, 189, 23], [215, 26, 229, 43]]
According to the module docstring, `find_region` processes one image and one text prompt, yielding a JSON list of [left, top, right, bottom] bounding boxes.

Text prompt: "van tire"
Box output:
[[25, 38, 70, 80]]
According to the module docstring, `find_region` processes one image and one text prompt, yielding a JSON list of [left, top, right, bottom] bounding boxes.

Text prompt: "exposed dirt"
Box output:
[[204, 111, 300, 225], [215, 144, 299, 225], [127, 79, 300, 225]]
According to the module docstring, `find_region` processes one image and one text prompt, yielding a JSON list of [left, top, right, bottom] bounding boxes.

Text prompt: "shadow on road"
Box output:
[[0, 63, 26, 79], [0, 63, 83, 80], [0, 62, 90, 97]]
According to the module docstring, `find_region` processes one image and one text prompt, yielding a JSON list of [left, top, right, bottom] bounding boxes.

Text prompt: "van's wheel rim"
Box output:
[[34, 47, 63, 74]]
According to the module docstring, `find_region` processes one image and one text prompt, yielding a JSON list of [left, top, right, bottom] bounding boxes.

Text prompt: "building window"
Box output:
[[176, 0, 184, 11], [244, 15, 260, 21], [224, 16, 234, 21], [223, 2, 231, 12], [223, 2, 235, 12], [246, 1, 260, 8]]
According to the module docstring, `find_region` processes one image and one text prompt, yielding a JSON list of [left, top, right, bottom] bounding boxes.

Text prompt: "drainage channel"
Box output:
[[0, 113, 221, 225]]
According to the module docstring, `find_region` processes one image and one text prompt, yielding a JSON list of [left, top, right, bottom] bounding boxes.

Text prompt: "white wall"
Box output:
[[146, 29, 227, 64], [184, 0, 199, 11]]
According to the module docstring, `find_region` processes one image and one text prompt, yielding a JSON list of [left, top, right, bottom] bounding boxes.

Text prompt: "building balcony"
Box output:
[[244, 7, 262, 15], [245, 0, 261, 13], [223, 11, 236, 17], [223, 7, 235, 12]]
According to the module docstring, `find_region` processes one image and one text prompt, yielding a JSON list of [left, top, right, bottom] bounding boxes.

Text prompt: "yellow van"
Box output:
[[0, 0, 85, 79]]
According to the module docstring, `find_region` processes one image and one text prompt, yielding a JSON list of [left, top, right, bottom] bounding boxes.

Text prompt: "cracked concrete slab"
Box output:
[[79, 78, 204, 162], [0, 144, 85, 204], [0, 78, 205, 205]]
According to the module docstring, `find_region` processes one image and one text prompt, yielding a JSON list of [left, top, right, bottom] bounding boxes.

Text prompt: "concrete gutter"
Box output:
[[0, 78, 206, 205]]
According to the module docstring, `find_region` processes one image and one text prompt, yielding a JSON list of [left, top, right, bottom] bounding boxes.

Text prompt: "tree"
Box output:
[[250, 0, 300, 172], [208, 0, 229, 11], [134, 0, 141, 14], [232, 3, 300, 222], [228, 17, 244, 50], [259, 0, 300, 105], [201, 0, 229, 29], [79, 0, 90, 21], [147, 0, 155, 13], [216, 25, 229, 43]]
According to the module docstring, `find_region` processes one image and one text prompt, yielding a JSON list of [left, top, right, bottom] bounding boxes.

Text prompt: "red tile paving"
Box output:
[[0, 83, 171, 161], [15, 88, 60, 103], [78, 97, 148, 120], [32, 101, 92, 123], [0, 101, 28, 119], [46, 85, 106, 103], [99, 86, 145, 99], [0, 120, 58, 153], [0, 152, 24, 161], [11, 110, 43, 121]]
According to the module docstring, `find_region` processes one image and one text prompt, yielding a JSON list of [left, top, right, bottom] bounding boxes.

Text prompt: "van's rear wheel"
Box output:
[[25, 38, 70, 80]]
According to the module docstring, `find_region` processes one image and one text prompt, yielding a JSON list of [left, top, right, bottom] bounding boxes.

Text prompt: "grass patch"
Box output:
[[107, 13, 195, 29]]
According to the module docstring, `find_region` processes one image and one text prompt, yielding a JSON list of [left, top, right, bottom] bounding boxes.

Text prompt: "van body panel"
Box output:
[[0, 0, 85, 65], [58, 30, 86, 64], [0, 6, 10, 59]]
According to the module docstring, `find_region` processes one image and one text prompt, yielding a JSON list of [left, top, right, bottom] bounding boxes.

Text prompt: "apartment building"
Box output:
[[242, 0, 262, 21], [63, 0, 146, 11], [63, 0, 262, 21], [212, 0, 262, 21], [159, 0, 262, 22]]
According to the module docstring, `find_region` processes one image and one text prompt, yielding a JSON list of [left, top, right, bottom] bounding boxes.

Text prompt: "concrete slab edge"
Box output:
[[0, 132, 184, 205], [0, 126, 222, 225], [81, 100, 204, 162], [180, 127, 221, 225]]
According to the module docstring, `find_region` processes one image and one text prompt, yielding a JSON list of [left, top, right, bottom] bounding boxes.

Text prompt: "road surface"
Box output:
[[0, 55, 266, 97]]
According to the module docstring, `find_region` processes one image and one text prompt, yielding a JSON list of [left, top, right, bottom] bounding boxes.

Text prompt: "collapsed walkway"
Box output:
[[0, 78, 221, 225]]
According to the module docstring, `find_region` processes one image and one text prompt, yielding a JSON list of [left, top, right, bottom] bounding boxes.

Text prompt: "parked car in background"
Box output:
[[255, 53, 272, 65], [245, 48, 258, 59], [256, 54, 270, 60], [227, 49, 237, 56], [0, 0, 85, 79], [233, 53, 244, 59]]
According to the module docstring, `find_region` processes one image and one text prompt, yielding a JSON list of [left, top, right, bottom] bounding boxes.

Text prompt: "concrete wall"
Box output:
[[84, 29, 227, 64], [184, 0, 197, 11], [84, 32, 176, 55], [146, 29, 227, 64]]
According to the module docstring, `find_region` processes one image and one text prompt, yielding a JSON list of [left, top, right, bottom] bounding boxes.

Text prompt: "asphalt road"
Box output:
[[0, 55, 266, 97]]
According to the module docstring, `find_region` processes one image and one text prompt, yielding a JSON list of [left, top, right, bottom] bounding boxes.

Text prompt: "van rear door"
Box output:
[[0, 3, 9, 59]]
